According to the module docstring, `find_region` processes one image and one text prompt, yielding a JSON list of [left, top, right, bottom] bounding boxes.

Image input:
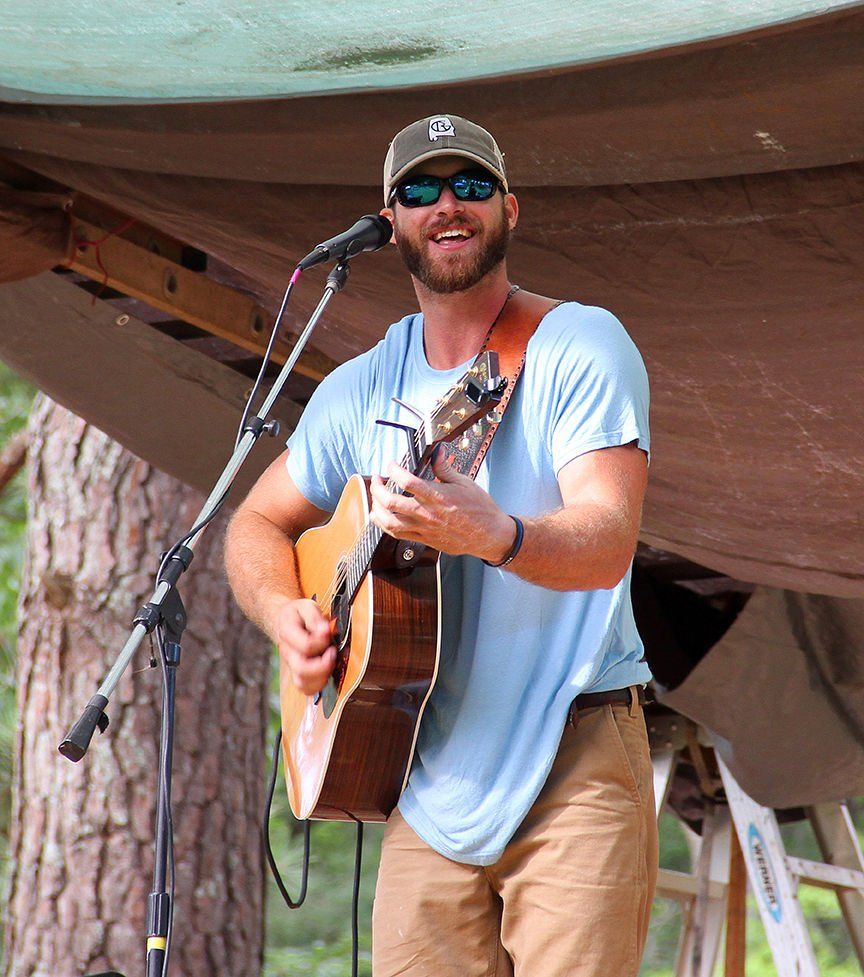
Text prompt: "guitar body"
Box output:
[[278, 351, 504, 822], [280, 474, 441, 822]]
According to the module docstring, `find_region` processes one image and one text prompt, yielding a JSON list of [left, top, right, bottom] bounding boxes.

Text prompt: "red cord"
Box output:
[[64, 216, 138, 302]]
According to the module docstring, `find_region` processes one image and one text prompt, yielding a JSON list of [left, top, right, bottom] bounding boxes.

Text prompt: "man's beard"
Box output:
[[394, 203, 511, 294]]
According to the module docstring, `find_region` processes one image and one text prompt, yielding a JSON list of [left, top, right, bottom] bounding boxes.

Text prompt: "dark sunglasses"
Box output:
[[392, 169, 501, 208]]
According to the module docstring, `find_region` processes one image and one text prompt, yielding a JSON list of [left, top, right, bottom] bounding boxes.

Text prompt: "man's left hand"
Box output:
[[369, 451, 516, 564]]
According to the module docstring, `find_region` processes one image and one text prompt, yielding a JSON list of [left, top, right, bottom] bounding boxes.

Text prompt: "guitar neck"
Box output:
[[339, 447, 418, 607], [326, 350, 503, 612]]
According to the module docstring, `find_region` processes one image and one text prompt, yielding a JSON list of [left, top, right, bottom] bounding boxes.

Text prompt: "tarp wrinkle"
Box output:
[[659, 588, 864, 807], [0, 183, 71, 283]]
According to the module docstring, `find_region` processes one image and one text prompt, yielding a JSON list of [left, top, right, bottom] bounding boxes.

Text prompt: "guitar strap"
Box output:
[[434, 289, 566, 480]]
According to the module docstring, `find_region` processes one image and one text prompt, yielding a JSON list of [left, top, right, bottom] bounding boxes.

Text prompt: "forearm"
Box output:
[[503, 500, 639, 591], [373, 446, 645, 591], [224, 508, 303, 640]]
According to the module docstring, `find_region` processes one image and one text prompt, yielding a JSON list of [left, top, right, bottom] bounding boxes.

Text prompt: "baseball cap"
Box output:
[[383, 115, 508, 205]]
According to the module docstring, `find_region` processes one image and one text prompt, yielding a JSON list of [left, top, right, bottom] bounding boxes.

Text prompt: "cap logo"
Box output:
[[428, 116, 455, 141]]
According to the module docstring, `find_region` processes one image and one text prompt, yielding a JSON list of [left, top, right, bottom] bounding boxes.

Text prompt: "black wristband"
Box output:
[[482, 515, 524, 568]]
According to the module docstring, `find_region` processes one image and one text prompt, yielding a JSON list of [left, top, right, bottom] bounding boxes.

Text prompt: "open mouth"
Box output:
[[429, 225, 476, 247]]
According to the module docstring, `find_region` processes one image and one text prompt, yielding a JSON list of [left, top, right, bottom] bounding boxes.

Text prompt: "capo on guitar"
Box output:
[[375, 418, 422, 472]]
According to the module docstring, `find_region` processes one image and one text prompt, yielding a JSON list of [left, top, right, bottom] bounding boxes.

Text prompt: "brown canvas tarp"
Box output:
[[0, 183, 70, 282], [0, 8, 861, 588], [1, 162, 861, 598], [661, 587, 864, 807]]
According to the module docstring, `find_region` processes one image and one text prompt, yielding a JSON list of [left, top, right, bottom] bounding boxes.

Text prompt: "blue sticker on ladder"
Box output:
[[747, 824, 783, 923]]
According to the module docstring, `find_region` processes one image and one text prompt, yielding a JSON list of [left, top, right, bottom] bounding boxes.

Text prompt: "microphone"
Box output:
[[297, 215, 393, 271]]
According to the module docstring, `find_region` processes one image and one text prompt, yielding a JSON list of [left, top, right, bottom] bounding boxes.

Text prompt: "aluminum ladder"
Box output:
[[651, 712, 864, 977]]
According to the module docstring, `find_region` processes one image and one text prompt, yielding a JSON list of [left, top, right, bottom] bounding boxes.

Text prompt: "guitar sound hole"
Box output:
[[319, 581, 352, 718], [331, 589, 352, 691]]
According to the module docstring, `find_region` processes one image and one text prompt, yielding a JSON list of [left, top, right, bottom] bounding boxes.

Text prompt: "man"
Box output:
[[224, 114, 657, 976]]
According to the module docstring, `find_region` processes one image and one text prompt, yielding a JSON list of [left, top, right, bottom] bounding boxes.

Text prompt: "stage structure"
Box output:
[[0, 0, 862, 813]]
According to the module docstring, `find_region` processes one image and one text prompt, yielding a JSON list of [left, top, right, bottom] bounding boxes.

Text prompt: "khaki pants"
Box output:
[[372, 696, 658, 977]]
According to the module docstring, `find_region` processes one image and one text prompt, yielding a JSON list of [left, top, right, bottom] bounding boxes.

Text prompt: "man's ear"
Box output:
[[504, 193, 519, 232], [380, 208, 398, 245]]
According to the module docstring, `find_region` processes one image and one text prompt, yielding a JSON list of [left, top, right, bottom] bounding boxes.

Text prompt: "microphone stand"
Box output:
[[58, 261, 352, 977]]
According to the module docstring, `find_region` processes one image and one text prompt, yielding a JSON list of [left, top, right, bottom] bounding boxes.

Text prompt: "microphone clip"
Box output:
[[326, 262, 350, 292]]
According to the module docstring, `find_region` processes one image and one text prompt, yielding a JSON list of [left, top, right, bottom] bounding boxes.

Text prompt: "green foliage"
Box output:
[[0, 363, 34, 861], [263, 677, 380, 976], [263, 813, 381, 977]]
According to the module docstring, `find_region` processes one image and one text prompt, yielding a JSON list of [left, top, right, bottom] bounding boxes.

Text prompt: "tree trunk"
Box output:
[[0, 430, 27, 498], [4, 394, 272, 977]]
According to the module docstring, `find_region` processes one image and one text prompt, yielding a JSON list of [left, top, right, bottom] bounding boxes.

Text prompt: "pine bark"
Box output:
[[4, 394, 272, 977], [0, 430, 27, 497]]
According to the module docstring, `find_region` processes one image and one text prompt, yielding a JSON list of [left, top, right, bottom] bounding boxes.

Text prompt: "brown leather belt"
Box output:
[[567, 686, 648, 728]]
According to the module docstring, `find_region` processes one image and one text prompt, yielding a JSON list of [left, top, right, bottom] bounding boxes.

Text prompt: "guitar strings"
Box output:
[[317, 359, 490, 614], [316, 429, 425, 613], [317, 446, 417, 610]]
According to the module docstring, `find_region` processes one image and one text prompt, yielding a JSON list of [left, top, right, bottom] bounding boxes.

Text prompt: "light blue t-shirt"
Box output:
[[286, 301, 651, 865]]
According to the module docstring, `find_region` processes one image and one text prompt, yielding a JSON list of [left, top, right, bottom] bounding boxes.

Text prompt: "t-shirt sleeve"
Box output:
[[537, 305, 650, 475], [284, 359, 367, 511]]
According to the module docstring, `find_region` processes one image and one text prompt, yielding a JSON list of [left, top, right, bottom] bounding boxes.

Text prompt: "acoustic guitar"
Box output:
[[280, 352, 504, 821]]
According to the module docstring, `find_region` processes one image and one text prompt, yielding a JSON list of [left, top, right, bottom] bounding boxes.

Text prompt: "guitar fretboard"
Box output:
[[324, 352, 498, 613], [337, 443, 424, 609]]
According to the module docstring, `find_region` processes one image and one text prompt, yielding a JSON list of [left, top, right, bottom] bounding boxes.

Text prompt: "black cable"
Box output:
[[156, 487, 230, 584], [263, 733, 367, 974], [264, 729, 310, 909], [224, 264, 373, 969], [131, 268, 303, 977], [156, 625, 176, 977], [351, 821, 364, 977]]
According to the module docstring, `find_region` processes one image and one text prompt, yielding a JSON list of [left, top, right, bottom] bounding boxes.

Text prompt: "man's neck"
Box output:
[[415, 269, 515, 370]]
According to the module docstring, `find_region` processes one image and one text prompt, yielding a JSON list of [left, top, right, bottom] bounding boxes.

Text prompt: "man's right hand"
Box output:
[[275, 598, 337, 696], [223, 449, 337, 696]]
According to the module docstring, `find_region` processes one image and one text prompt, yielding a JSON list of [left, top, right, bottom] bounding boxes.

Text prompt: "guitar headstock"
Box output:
[[424, 351, 505, 450], [376, 352, 506, 475]]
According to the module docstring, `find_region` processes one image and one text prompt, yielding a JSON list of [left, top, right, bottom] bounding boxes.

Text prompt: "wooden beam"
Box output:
[[0, 273, 301, 497], [807, 803, 864, 965], [656, 868, 727, 902], [71, 196, 191, 267], [725, 824, 747, 977], [65, 216, 337, 382], [786, 856, 864, 893]]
